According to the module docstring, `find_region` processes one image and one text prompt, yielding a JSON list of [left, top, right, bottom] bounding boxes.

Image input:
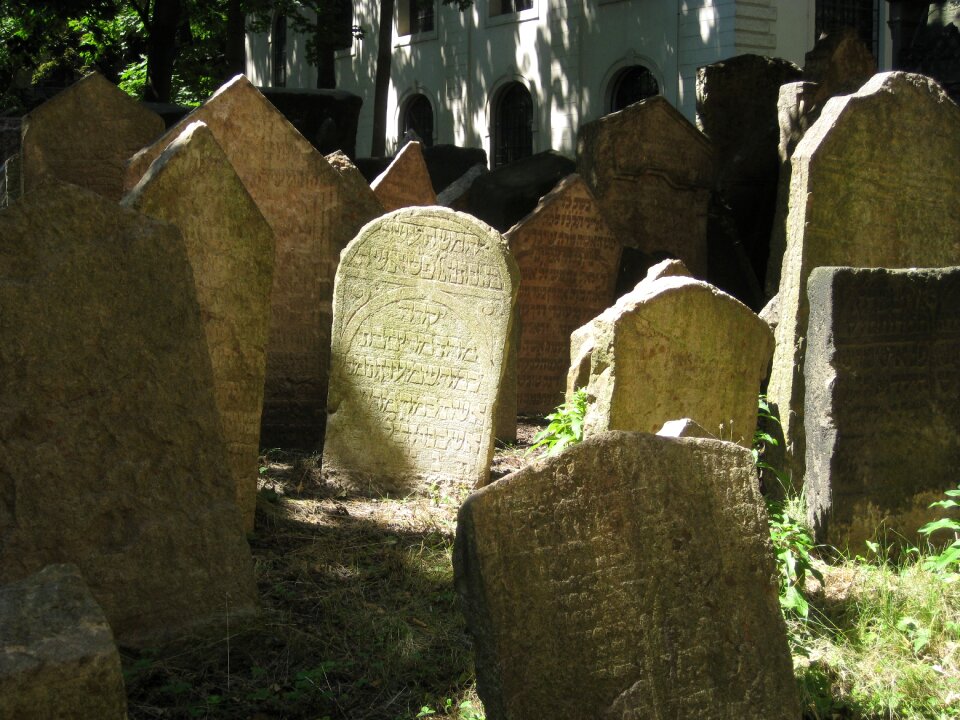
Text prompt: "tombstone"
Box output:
[[370, 140, 437, 212], [437, 162, 487, 210], [0, 564, 127, 720], [326, 150, 385, 235], [322, 208, 519, 494], [259, 86, 363, 157], [504, 174, 621, 414], [20, 72, 164, 201], [570, 272, 773, 448], [577, 96, 714, 278], [657, 417, 714, 439], [127, 74, 352, 449], [423, 143, 488, 193], [494, 308, 520, 443], [804, 28, 878, 110], [454, 431, 800, 720], [767, 72, 960, 483], [122, 121, 275, 533], [805, 266, 960, 550], [0, 152, 19, 208], [696, 55, 802, 287], [0, 182, 258, 646]]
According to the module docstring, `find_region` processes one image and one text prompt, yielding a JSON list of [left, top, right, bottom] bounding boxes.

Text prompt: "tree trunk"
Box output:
[[144, 0, 182, 102], [370, 0, 394, 156], [224, 0, 246, 80]]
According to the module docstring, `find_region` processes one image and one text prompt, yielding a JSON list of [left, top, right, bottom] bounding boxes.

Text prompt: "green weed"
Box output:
[[528, 389, 587, 456]]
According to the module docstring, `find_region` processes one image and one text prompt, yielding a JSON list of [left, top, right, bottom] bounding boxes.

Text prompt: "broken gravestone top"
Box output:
[[122, 121, 275, 533], [371, 140, 437, 212], [21, 72, 164, 201], [505, 174, 621, 414], [322, 207, 519, 494], [326, 149, 385, 234], [454, 431, 799, 720]]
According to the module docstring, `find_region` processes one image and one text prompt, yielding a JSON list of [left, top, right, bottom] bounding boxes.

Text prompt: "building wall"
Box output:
[[247, 0, 892, 159]]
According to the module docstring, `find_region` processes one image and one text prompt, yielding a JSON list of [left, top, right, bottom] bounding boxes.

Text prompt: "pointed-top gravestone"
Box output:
[[326, 150, 385, 233], [0, 182, 258, 647], [371, 140, 437, 212], [577, 96, 714, 277], [768, 72, 960, 482], [128, 74, 351, 448], [21, 72, 164, 201], [322, 207, 519, 494], [505, 174, 621, 414], [122, 121, 275, 533]]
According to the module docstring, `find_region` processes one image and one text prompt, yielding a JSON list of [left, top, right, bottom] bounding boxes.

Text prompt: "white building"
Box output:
[[247, 0, 894, 161]]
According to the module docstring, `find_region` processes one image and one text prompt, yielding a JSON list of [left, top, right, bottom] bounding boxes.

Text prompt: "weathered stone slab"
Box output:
[[454, 431, 799, 720], [577, 96, 714, 277], [0, 182, 258, 646], [21, 72, 164, 201], [370, 140, 437, 212], [127, 74, 352, 449], [804, 28, 877, 110], [805, 266, 960, 550], [696, 55, 802, 289], [122, 121, 274, 533], [437, 162, 487, 209], [322, 208, 519, 493], [505, 174, 621, 414], [657, 417, 714, 439], [0, 564, 127, 720], [768, 72, 960, 483], [326, 149, 385, 233], [571, 273, 772, 447]]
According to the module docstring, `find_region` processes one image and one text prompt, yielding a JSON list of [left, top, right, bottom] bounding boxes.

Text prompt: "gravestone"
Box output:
[[437, 163, 487, 209], [805, 266, 960, 550], [122, 121, 275, 533], [0, 564, 127, 720], [570, 272, 772, 448], [370, 140, 437, 212], [696, 55, 802, 288], [505, 174, 621, 414], [804, 28, 877, 110], [454, 431, 800, 720], [0, 182, 258, 646], [767, 72, 960, 483], [322, 208, 519, 494], [577, 96, 714, 277], [128, 74, 351, 448], [326, 150, 385, 233], [21, 72, 164, 201], [0, 153, 19, 208]]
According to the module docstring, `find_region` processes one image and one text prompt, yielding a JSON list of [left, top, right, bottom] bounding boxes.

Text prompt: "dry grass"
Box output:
[[122, 424, 546, 720]]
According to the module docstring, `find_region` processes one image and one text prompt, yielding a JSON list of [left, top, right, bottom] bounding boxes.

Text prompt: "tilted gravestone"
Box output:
[[370, 140, 437, 212], [570, 270, 772, 448], [454, 431, 800, 720], [577, 96, 714, 277], [326, 149, 385, 234], [122, 121, 275, 533], [0, 564, 127, 720], [127, 74, 352, 449], [21, 72, 164, 201], [0, 183, 258, 646], [805, 266, 960, 550], [322, 208, 519, 494], [504, 174, 621, 414], [767, 72, 960, 483]]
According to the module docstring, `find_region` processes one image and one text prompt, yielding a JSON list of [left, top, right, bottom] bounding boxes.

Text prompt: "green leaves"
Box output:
[[919, 484, 960, 577], [528, 389, 588, 456]]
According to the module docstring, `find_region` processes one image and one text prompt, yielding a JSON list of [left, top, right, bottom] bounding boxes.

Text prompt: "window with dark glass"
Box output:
[[492, 82, 533, 168], [402, 94, 434, 146], [272, 13, 287, 87], [816, 0, 879, 56], [398, 0, 435, 35], [609, 65, 660, 113], [491, 0, 534, 16]]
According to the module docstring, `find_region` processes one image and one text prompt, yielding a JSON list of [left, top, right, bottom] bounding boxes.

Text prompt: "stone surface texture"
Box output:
[[326, 149, 385, 234], [454, 431, 800, 720], [322, 208, 519, 494], [768, 72, 960, 482], [505, 174, 621, 414], [804, 28, 877, 110], [571, 273, 772, 447], [577, 96, 714, 277], [805, 266, 960, 550], [21, 72, 164, 201], [370, 140, 437, 212], [0, 564, 127, 719], [0, 183, 258, 646], [127, 74, 351, 449], [123, 121, 275, 533]]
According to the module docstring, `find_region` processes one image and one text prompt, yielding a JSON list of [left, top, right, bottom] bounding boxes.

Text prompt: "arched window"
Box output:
[[609, 65, 659, 113], [492, 82, 533, 168], [401, 94, 434, 146], [272, 13, 287, 88]]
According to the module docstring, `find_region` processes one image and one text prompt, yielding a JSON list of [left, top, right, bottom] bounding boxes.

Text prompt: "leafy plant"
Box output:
[[528, 389, 587, 456], [918, 484, 960, 576]]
